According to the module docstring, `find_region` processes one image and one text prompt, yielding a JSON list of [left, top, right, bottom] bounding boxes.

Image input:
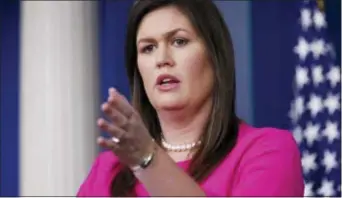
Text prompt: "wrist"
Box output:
[[130, 139, 157, 172]]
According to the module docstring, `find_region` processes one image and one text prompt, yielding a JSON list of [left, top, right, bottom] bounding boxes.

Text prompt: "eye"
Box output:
[[140, 45, 155, 54], [173, 38, 188, 47]]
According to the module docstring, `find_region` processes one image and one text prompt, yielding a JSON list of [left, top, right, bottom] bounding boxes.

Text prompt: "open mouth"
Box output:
[[156, 74, 180, 91], [158, 78, 179, 85]]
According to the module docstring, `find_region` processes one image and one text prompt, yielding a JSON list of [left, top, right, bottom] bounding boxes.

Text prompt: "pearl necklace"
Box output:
[[161, 138, 202, 152]]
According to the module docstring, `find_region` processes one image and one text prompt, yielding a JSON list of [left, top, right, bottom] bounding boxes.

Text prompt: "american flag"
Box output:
[[289, 0, 341, 196]]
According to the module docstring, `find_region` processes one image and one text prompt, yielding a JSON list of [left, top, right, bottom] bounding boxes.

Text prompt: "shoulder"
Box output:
[[237, 122, 299, 153], [235, 122, 302, 169], [229, 122, 304, 196]]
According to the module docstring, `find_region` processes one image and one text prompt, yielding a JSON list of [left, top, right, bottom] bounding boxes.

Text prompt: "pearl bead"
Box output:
[[161, 138, 201, 152]]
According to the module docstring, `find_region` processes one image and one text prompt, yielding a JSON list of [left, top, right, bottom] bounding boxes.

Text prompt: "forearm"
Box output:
[[133, 146, 206, 197]]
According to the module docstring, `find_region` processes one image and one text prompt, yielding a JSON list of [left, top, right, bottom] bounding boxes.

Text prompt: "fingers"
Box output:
[[97, 118, 126, 139], [97, 136, 119, 150], [97, 87, 137, 153], [108, 88, 134, 118], [101, 102, 127, 127]]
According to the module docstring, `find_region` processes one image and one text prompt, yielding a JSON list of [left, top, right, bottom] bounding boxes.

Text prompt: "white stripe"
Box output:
[[20, 1, 99, 196]]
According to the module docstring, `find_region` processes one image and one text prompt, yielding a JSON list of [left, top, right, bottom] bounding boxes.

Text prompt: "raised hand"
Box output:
[[97, 87, 155, 167]]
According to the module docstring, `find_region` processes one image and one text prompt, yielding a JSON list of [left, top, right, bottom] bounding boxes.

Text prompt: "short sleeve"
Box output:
[[231, 129, 304, 196]]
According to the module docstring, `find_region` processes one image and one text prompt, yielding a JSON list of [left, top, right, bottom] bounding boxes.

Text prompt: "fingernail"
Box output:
[[109, 87, 116, 95], [101, 103, 107, 110], [97, 118, 104, 126], [97, 136, 104, 144]]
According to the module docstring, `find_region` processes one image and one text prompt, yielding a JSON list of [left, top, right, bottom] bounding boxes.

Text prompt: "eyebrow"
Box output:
[[137, 28, 189, 44]]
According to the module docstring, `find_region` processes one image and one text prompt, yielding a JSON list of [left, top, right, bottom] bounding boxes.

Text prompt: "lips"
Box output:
[[155, 74, 180, 91], [156, 74, 180, 85]]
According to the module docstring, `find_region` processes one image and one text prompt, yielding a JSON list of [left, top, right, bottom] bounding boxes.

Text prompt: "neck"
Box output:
[[156, 97, 212, 145]]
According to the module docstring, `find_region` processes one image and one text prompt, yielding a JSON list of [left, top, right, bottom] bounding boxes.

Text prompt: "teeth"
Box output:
[[162, 78, 172, 83]]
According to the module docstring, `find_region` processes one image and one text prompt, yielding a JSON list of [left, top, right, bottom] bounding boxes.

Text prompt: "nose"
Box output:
[[155, 44, 174, 68]]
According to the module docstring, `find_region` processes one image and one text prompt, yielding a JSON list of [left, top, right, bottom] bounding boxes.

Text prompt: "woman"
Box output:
[[77, 0, 304, 196]]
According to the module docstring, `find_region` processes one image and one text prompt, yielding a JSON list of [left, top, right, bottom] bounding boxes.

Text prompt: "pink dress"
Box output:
[[77, 122, 304, 196]]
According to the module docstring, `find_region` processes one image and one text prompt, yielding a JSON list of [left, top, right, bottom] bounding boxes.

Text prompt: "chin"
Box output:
[[154, 96, 186, 111]]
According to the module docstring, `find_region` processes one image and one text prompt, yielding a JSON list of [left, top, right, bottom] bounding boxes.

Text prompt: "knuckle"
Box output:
[[122, 132, 131, 140], [111, 113, 118, 120], [127, 117, 134, 125]]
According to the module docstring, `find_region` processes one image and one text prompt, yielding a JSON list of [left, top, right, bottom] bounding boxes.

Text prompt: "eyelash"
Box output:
[[173, 38, 188, 46], [140, 38, 189, 54]]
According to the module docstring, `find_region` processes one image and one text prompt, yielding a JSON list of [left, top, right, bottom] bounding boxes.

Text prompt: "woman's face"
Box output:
[[136, 5, 214, 111]]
